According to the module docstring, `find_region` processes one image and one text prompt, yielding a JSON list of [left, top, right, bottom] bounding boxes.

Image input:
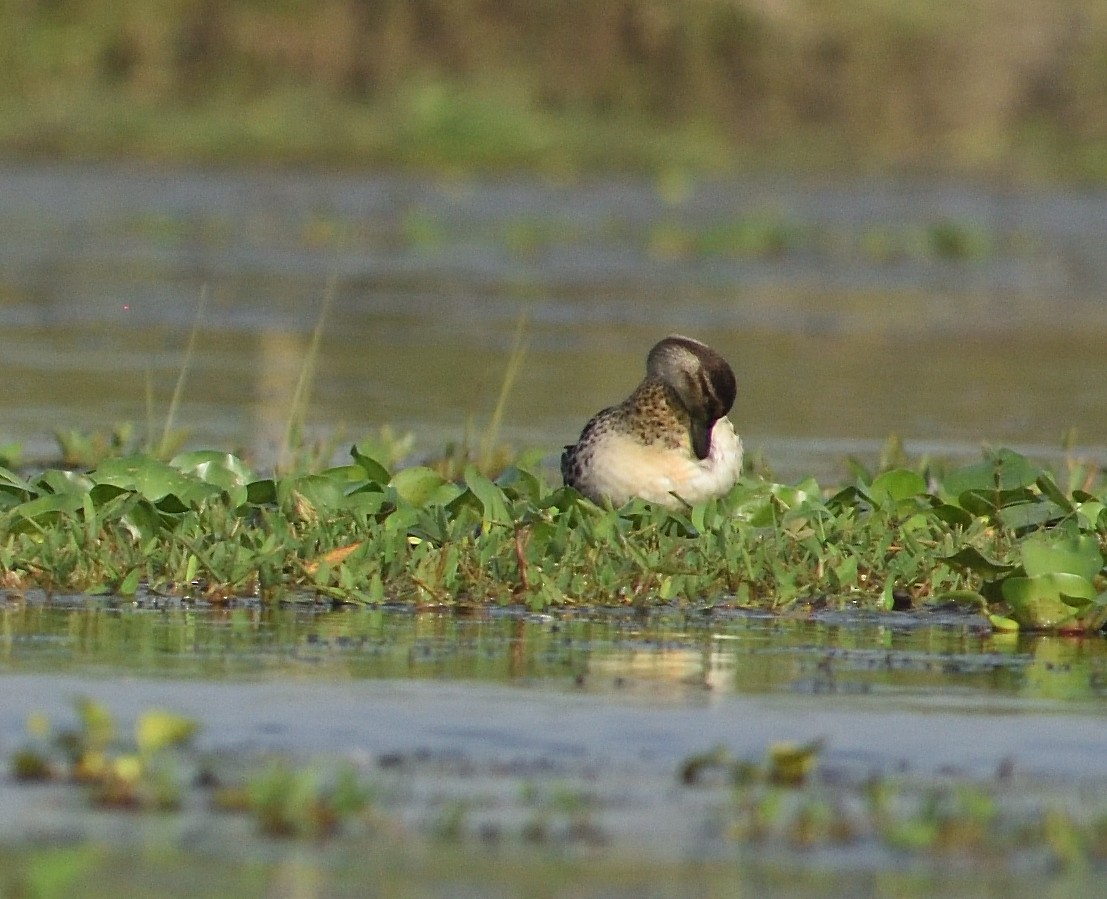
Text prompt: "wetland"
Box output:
[[4, 163, 1107, 895]]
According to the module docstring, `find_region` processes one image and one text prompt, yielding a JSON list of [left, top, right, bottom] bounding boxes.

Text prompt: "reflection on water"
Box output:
[[3, 602, 1106, 703], [4, 164, 1107, 478]]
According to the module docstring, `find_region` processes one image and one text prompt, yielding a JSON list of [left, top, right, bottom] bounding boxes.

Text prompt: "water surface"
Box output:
[[5, 164, 1107, 477], [3, 601, 1106, 705]]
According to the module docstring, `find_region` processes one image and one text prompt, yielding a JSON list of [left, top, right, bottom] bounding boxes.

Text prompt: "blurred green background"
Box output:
[[5, 0, 1106, 179]]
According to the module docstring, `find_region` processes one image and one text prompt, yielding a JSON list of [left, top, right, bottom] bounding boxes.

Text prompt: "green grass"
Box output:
[[2, 438, 1106, 633]]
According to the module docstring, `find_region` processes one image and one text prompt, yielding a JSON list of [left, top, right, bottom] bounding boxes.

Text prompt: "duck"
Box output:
[[561, 335, 743, 507]]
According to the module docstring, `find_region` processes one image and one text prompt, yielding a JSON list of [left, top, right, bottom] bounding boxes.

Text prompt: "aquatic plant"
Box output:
[[0, 443, 1106, 632], [680, 740, 1107, 869], [12, 698, 197, 811]]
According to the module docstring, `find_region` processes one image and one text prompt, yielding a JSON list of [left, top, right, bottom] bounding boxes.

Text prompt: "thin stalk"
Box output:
[[280, 279, 334, 472], [159, 284, 209, 458], [479, 309, 529, 472]]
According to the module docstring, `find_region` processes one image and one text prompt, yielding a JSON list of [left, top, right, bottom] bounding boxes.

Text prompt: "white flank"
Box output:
[[577, 417, 743, 508]]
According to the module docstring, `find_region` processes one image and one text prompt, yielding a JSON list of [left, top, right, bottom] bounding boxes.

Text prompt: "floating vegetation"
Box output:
[[13, 699, 373, 842], [680, 741, 1107, 869], [0, 442, 1106, 632], [212, 761, 371, 840], [13, 698, 197, 811]]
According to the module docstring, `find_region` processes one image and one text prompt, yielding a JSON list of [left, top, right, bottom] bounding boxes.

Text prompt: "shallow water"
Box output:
[[6, 165, 1107, 890], [1, 604, 1107, 894], [3, 601, 1106, 704], [5, 164, 1107, 477]]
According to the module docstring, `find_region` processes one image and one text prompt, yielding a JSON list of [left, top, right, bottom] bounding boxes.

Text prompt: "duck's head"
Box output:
[[646, 335, 737, 460]]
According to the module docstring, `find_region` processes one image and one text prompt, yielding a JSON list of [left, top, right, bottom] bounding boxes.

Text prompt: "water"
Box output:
[[5, 165, 1107, 890], [1, 602, 1106, 895], [5, 163, 1107, 478], [3, 601, 1103, 703]]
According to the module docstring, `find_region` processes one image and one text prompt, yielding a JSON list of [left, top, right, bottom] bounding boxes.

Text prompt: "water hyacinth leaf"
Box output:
[[344, 490, 389, 516], [988, 613, 1020, 632], [942, 450, 1040, 496], [246, 479, 278, 505], [869, 469, 927, 505], [93, 456, 193, 500], [319, 465, 369, 486], [75, 696, 116, 749], [495, 465, 543, 502], [278, 474, 346, 512], [1073, 499, 1104, 529], [1001, 576, 1085, 629], [120, 499, 163, 542], [12, 492, 85, 524], [768, 739, 823, 787], [349, 446, 391, 484], [1035, 473, 1075, 514], [154, 493, 192, 514], [1020, 531, 1103, 582], [171, 451, 255, 488], [87, 483, 129, 508], [958, 487, 1036, 518], [0, 465, 33, 495], [997, 500, 1067, 531], [942, 546, 1015, 577], [391, 466, 450, 506], [1052, 573, 1098, 607], [37, 468, 94, 496], [927, 500, 972, 528], [464, 465, 512, 528], [937, 590, 987, 609]]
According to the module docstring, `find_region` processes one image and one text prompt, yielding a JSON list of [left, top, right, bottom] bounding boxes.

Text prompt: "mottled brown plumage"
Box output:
[[561, 336, 742, 507]]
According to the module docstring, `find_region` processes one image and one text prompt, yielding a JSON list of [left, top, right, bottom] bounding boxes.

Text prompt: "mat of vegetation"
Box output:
[[5, 0, 1107, 179], [2, 442, 1106, 634]]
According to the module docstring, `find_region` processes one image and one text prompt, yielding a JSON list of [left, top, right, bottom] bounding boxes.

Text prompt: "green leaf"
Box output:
[[464, 465, 512, 529], [930, 502, 973, 528], [1035, 473, 1074, 513], [93, 456, 221, 506], [136, 709, 199, 753], [122, 498, 164, 540], [988, 613, 1019, 632], [12, 492, 85, 523], [869, 469, 927, 505], [350, 446, 391, 483], [0, 465, 33, 493], [118, 568, 142, 597], [392, 466, 449, 506], [246, 479, 278, 505], [937, 590, 987, 609], [171, 451, 255, 487], [1020, 531, 1103, 582], [942, 450, 1039, 496], [37, 469, 94, 495], [997, 500, 1066, 531], [942, 546, 1015, 578], [1001, 575, 1088, 628]]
